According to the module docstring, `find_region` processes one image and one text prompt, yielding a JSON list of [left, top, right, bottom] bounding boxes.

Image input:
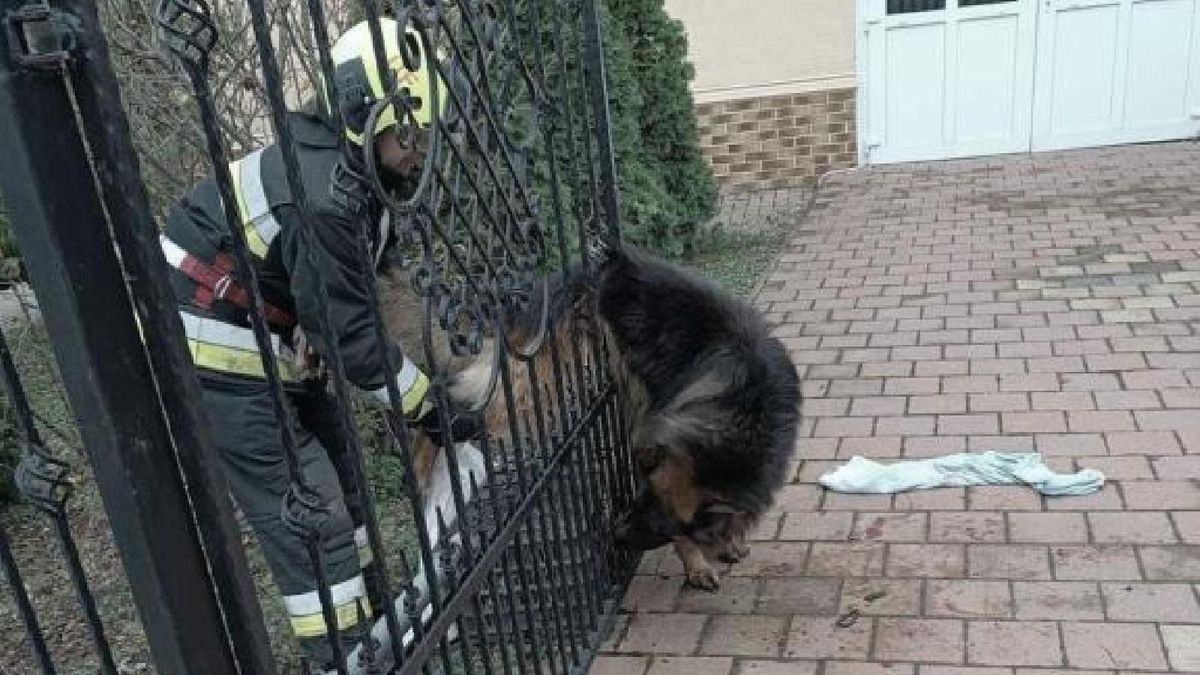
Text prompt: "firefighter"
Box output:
[[160, 19, 475, 667]]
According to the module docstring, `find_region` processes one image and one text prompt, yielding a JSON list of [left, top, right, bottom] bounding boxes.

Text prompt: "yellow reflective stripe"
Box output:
[[402, 370, 430, 417], [367, 357, 430, 415], [188, 339, 299, 382], [289, 597, 369, 638], [229, 154, 269, 259], [230, 155, 251, 225]]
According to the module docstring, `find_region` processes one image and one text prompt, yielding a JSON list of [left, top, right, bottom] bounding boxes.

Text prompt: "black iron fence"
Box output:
[[0, 0, 637, 673]]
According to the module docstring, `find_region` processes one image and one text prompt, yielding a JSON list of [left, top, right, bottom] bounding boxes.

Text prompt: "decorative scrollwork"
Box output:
[[14, 442, 72, 513], [153, 0, 216, 77]]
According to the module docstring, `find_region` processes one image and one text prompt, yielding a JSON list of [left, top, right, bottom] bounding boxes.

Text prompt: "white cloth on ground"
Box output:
[[818, 452, 1105, 496]]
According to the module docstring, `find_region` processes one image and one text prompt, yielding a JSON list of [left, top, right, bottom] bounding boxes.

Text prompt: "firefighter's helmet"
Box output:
[[323, 18, 445, 146]]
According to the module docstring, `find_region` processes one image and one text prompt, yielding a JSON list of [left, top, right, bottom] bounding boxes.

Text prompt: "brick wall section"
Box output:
[[695, 87, 857, 190]]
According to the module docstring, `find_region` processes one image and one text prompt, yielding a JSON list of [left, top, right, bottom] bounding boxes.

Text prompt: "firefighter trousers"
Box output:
[[198, 371, 376, 667]]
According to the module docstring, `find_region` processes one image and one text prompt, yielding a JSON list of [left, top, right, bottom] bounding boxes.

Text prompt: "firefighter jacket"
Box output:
[[161, 109, 429, 415]]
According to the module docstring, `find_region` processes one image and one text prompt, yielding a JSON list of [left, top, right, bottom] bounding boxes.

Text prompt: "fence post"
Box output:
[[0, 1, 274, 673], [580, 0, 623, 242]]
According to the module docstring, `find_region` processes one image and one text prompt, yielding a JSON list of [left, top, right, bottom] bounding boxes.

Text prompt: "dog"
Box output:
[[404, 243, 801, 590]]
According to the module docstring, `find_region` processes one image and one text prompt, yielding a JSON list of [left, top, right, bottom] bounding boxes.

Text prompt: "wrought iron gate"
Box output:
[[0, 0, 637, 673]]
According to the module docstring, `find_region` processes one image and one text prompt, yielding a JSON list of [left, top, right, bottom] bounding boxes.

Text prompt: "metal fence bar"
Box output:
[[579, 0, 621, 245], [0, 0, 639, 671], [0, 1, 272, 672], [0, 521, 55, 672], [1, 313, 118, 674], [45, 1, 282, 670]]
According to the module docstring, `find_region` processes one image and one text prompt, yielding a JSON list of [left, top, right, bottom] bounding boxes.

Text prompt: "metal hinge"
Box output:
[[4, 3, 80, 72]]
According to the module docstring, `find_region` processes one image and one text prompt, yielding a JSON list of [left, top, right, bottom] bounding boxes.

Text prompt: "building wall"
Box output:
[[664, 0, 858, 189]]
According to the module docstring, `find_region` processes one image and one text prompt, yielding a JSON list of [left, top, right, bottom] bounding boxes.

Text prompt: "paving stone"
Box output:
[[1008, 513, 1088, 543], [927, 580, 1013, 618], [838, 577, 923, 616], [591, 656, 649, 675], [1035, 432, 1110, 456], [893, 487, 966, 511], [1078, 455, 1153, 480], [1150, 455, 1200, 479], [783, 615, 871, 659], [1121, 480, 1200, 510], [699, 615, 787, 657], [623, 575, 683, 612], [1161, 625, 1200, 671], [825, 664, 913, 675], [1138, 545, 1200, 580], [969, 486, 1042, 511], [676, 576, 759, 614], [875, 618, 964, 663], [730, 543, 809, 577], [737, 660, 818, 675], [645, 658, 733, 675], [838, 436, 904, 458], [968, 545, 1051, 579], [1012, 581, 1103, 620], [1173, 511, 1200, 543], [618, 613, 708, 654], [1088, 512, 1177, 544], [1044, 483, 1124, 511], [823, 492, 894, 511], [755, 577, 840, 615], [1051, 546, 1142, 580], [931, 512, 1007, 543], [1101, 582, 1200, 621], [1061, 622, 1168, 670], [925, 667, 1011, 675], [967, 621, 1062, 666], [779, 512, 853, 541], [806, 542, 887, 577], [851, 513, 928, 542], [887, 544, 966, 577]]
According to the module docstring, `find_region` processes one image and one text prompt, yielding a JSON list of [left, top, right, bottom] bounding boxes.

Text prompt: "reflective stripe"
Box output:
[[368, 356, 431, 415], [286, 575, 367, 638], [289, 597, 368, 638], [160, 235, 187, 268], [180, 312, 289, 354], [354, 525, 373, 567], [180, 312, 299, 381], [230, 149, 282, 258], [283, 574, 366, 617]]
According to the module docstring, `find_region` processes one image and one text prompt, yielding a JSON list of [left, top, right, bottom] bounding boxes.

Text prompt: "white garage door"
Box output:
[[858, 0, 1200, 163]]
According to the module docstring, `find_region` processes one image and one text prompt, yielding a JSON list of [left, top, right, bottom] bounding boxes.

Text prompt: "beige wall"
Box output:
[[663, 0, 856, 104]]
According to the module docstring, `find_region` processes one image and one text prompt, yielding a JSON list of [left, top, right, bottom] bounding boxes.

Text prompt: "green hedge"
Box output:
[[604, 0, 717, 258], [516, 0, 717, 261]]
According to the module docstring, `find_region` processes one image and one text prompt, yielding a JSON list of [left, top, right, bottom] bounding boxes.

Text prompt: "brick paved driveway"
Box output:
[[593, 142, 1200, 675]]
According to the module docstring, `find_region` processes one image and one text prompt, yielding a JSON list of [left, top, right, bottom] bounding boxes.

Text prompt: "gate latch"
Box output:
[[5, 3, 80, 72]]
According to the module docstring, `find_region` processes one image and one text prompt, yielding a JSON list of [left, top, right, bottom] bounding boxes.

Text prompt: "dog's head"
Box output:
[[613, 442, 758, 559], [613, 486, 755, 560]]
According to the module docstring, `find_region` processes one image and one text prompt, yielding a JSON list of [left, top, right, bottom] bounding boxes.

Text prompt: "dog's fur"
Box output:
[[402, 243, 801, 589]]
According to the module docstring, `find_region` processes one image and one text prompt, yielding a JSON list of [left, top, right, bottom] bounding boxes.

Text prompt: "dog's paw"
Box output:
[[684, 567, 720, 591]]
